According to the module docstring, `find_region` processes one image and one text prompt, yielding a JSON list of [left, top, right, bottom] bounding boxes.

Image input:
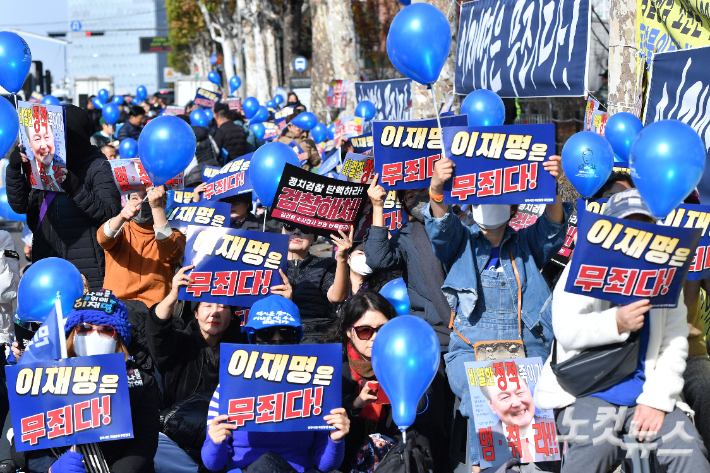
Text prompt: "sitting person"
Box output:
[[323, 291, 450, 471], [535, 189, 710, 472], [344, 242, 396, 298], [12, 293, 159, 473], [222, 192, 259, 230], [202, 295, 349, 472]]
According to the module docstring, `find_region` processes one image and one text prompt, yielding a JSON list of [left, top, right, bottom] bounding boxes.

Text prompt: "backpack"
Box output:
[[237, 120, 261, 153], [374, 430, 435, 473]]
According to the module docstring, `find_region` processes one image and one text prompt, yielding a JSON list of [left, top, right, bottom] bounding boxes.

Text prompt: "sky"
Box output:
[[0, 0, 70, 86]]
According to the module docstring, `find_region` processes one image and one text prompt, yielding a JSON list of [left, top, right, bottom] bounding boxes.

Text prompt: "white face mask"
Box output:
[[73, 331, 117, 357], [349, 254, 373, 276], [471, 204, 512, 230]]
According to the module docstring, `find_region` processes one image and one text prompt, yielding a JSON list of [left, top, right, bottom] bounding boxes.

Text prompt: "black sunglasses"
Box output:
[[254, 326, 300, 343], [351, 324, 384, 341], [284, 223, 311, 234]]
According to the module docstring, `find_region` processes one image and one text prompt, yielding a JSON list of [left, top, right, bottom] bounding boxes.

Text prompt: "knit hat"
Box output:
[[65, 290, 131, 346], [243, 295, 302, 344]]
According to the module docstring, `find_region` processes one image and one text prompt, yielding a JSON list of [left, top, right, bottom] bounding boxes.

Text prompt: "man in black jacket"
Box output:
[[212, 103, 247, 162], [182, 114, 221, 188], [117, 106, 145, 142], [6, 105, 122, 290]]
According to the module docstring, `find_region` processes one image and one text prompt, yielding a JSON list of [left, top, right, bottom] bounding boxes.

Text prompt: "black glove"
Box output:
[[7, 144, 23, 170]]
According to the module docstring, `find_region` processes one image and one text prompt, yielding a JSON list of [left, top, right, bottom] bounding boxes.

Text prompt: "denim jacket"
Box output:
[[422, 204, 570, 353]]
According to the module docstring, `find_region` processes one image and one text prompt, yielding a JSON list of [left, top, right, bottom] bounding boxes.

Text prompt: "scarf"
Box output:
[[347, 342, 384, 422]]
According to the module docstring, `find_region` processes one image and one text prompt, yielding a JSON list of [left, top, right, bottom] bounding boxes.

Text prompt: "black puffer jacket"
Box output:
[[232, 211, 261, 231], [5, 106, 122, 290], [213, 120, 247, 163], [185, 126, 221, 187], [286, 255, 336, 342]]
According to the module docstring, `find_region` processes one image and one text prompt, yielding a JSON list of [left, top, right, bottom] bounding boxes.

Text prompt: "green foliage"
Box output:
[[165, 0, 209, 74]]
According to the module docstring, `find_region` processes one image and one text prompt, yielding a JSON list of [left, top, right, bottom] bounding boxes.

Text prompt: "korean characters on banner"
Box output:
[[194, 88, 219, 109], [550, 198, 605, 268], [334, 116, 364, 143], [373, 115, 468, 191], [227, 97, 242, 112], [203, 166, 221, 182], [29, 92, 44, 103], [509, 204, 546, 232], [584, 98, 607, 136], [660, 204, 710, 280], [107, 159, 184, 195], [464, 357, 559, 469], [166, 201, 231, 235], [263, 123, 281, 141], [202, 153, 253, 201], [442, 124, 557, 205], [17, 101, 67, 192], [267, 164, 369, 238], [275, 106, 295, 130], [326, 80, 354, 109], [219, 343, 342, 432], [339, 153, 374, 185], [179, 227, 289, 306], [565, 210, 702, 307], [383, 190, 406, 235], [6, 353, 133, 452], [163, 105, 186, 116], [168, 188, 198, 208], [351, 134, 373, 155]]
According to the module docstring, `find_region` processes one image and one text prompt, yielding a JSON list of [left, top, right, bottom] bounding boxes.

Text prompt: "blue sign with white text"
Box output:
[[203, 153, 253, 201], [219, 343, 341, 432], [167, 200, 231, 234], [6, 354, 133, 452]]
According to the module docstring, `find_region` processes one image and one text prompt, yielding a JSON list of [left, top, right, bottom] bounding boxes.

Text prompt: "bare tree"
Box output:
[[198, 1, 243, 91], [282, 0, 304, 85]]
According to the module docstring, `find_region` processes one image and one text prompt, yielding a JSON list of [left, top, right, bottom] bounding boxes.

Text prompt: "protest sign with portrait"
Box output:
[[18, 101, 67, 192]]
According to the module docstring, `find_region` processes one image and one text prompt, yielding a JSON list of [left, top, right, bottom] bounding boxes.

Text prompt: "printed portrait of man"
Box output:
[[24, 122, 63, 191]]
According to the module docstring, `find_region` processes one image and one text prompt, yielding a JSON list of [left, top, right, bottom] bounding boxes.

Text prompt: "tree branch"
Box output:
[[198, 1, 224, 42]]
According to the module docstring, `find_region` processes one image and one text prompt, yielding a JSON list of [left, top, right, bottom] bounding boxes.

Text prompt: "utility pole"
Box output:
[[606, 0, 638, 116]]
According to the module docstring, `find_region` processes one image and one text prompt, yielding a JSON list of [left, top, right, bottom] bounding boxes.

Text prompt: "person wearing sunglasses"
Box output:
[[203, 295, 350, 472], [13, 292, 159, 473], [322, 292, 450, 471], [282, 223, 353, 343]]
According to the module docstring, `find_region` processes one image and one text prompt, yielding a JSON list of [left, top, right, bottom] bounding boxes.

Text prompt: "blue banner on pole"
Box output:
[[454, 0, 590, 98], [219, 343, 342, 432], [7, 353, 133, 452], [179, 227, 289, 306], [318, 149, 341, 176], [203, 153, 253, 201], [354, 79, 413, 121], [167, 200, 231, 234], [442, 124, 557, 205], [565, 210, 701, 307], [194, 88, 219, 109], [373, 115, 468, 191]]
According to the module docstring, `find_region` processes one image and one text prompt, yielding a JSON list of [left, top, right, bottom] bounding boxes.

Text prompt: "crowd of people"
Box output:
[[0, 88, 706, 473]]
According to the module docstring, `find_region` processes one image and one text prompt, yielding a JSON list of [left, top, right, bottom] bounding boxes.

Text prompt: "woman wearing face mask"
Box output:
[[345, 243, 395, 297], [12, 293, 159, 473], [98, 186, 186, 308], [424, 155, 568, 472], [202, 295, 349, 472]]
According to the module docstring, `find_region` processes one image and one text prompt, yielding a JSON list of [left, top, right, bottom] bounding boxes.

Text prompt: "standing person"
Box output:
[[0, 231, 19, 351], [116, 106, 146, 142], [5, 105, 122, 290], [277, 113, 320, 171], [535, 189, 710, 472], [183, 116, 221, 188], [101, 145, 117, 160], [222, 193, 259, 230], [90, 118, 114, 148], [212, 103, 246, 162], [232, 110, 260, 153], [423, 155, 567, 472], [286, 92, 299, 106], [85, 95, 102, 133]]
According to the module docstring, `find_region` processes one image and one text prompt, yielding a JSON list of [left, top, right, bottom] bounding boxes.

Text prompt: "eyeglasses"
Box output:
[[351, 324, 385, 341], [254, 326, 300, 343], [74, 323, 117, 340], [284, 223, 311, 235]]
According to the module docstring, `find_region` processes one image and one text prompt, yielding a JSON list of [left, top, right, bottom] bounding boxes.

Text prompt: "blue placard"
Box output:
[[18, 101, 68, 192], [455, 0, 590, 98], [288, 140, 307, 164], [565, 210, 702, 308], [166, 200, 231, 234], [354, 79, 412, 121], [351, 133, 373, 154], [373, 115, 468, 190], [179, 227, 289, 306], [203, 153, 253, 201], [660, 204, 710, 281], [203, 166, 221, 182], [339, 153, 374, 184], [219, 343, 341, 432], [6, 354, 133, 452], [318, 149, 340, 176], [441, 124, 557, 205], [194, 87, 219, 109]]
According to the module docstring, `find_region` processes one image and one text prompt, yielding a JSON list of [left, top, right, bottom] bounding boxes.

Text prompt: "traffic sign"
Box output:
[[293, 56, 308, 72], [163, 67, 183, 83], [70, 21, 82, 32]]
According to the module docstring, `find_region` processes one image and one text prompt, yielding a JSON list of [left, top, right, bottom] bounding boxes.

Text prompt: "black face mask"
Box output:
[[405, 195, 429, 223], [132, 200, 153, 225]]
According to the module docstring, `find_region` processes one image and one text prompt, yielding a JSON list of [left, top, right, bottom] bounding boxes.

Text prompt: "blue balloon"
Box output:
[[387, 4, 452, 85], [605, 112, 643, 162], [136, 85, 147, 101], [242, 97, 260, 119], [208, 71, 221, 85], [112, 95, 124, 105], [250, 123, 266, 141], [41, 95, 60, 106], [561, 131, 614, 198], [399, 0, 411, 4], [101, 103, 120, 125], [0, 187, 24, 222], [355, 100, 377, 121], [249, 142, 300, 207], [379, 278, 410, 316], [17, 257, 84, 323], [119, 138, 138, 159], [372, 315, 439, 431], [210, 53, 218, 65], [291, 112, 318, 131], [0, 32, 32, 93], [327, 124, 336, 141], [97, 88, 109, 104], [91, 97, 103, 110], [266, 100, 276, 109], [629, 120, 706, 218], [204, 109, 214, 122], [190, 109, 209, 128], [310, 123, 328, 144], [229, 75, 242, 94], [250, 106, 269, 124], [138, 116, 197, 186], [461, 90, 505, 126], [0, 98, 19, 158], [274, 94, 284, 105]]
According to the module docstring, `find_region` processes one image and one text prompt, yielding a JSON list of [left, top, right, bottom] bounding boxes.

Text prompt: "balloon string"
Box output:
[[428, 86, 447, 161], [263, 208, 267, 232]]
